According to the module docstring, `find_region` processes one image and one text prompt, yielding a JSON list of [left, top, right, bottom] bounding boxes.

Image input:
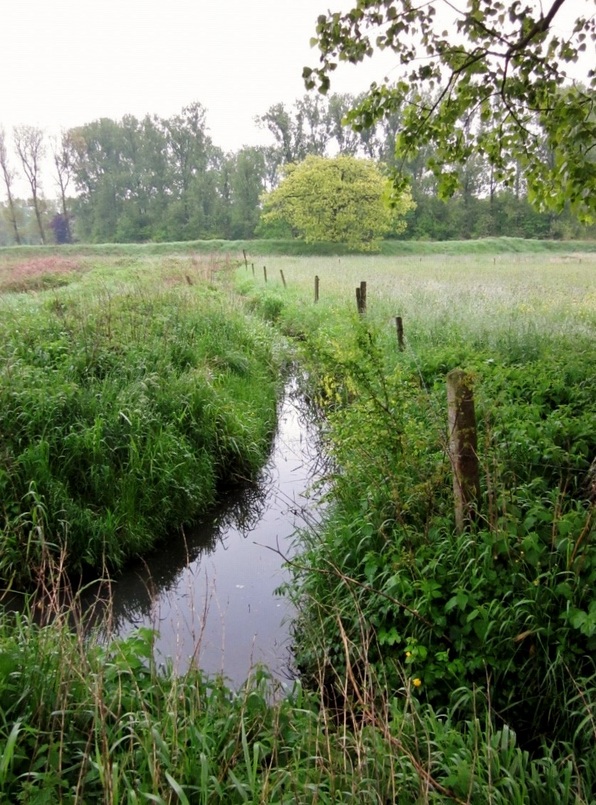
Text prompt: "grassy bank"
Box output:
[[0, 253, 280, 584], [238, 252, 596, 795], [3, 613, 583, 804], [1, 235, 596, 263]]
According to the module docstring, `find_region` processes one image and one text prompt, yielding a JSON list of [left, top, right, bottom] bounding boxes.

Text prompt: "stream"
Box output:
[[87, 378, 327, 687]]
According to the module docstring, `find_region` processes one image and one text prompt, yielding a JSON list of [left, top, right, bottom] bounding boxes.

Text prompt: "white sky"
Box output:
[[0, 0, 593, 178], [0, 0, 399, 153]]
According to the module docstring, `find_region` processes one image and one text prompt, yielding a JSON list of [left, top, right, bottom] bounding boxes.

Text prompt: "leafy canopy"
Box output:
[[304, 0, 596, 220], [261, 154, 415, 250]]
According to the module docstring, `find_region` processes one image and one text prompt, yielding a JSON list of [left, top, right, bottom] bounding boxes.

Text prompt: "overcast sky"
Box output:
[[0, 0, 399, 152], [1, 0, 593, 154]]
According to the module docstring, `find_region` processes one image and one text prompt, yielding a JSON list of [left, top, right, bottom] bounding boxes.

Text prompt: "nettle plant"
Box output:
[[293, 319, 595, 746]]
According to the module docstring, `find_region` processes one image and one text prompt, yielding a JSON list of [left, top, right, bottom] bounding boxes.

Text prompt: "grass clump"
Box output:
[[0, 270, 280, 584], [1, 607, 592, 803]]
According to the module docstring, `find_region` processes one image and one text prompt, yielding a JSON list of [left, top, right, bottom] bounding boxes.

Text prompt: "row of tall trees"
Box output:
[[58, 104, 273, 243], [1, 95, 594, 246]]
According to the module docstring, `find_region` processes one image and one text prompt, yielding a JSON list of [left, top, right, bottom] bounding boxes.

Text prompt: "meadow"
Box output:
[[0, 243, 594, 802], [238, 250, 594, 338]]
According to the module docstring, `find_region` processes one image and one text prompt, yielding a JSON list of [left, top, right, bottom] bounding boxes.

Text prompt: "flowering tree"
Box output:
[[261, 154, 415, 250]]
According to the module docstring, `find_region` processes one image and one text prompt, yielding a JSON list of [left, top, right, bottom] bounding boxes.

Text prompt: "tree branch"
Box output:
[[507, 0, 568, 56]]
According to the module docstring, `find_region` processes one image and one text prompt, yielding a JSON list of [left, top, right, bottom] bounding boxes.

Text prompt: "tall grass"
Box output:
[[1, 604, 592, 803], [237, 251, 595, 339], [0, 255, 280, 584]]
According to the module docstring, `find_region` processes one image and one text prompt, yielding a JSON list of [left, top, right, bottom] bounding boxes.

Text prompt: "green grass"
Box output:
[[236, 251, 595, 346], [0, 253, 281, 583], [1, 235, 595, 263], [0, 247, 595, 801], [0, 612, 592, 803], [236, 251, 596, 785]]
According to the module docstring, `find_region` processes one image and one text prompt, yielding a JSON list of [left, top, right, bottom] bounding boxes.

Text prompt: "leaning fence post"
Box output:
[[280, 269, 287, 288], [263, 265, 267, 283], [242, 249, 248, 269], [446, 369, 480, 534], [314, 275, 320, 303], [395, 316, 404, 351]]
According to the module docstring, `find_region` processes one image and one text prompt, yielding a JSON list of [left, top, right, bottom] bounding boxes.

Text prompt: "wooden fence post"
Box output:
[[263, 265, 267, 283], [446, 369, 480, 533], [251, 263, 255, 276], [356, 281, 367, 315], [314, 275, 320, 303], [242, 249, 248, 269], [280, 269, 287, 288], [395, 316, 404, 351]]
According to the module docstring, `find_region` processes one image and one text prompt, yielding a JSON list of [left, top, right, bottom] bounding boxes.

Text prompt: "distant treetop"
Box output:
[[261, 154, 415, 251]]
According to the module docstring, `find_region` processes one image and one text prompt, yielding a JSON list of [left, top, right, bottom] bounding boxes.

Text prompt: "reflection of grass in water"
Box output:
[[82, 377, 321, 656], [214, 477, 270, 538]]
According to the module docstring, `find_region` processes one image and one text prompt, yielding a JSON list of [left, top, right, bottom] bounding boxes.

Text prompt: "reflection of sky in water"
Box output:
[[91, 378, 328, 688]]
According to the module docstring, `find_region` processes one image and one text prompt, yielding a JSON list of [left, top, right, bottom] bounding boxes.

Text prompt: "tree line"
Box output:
[[1, 95, 594, 247]]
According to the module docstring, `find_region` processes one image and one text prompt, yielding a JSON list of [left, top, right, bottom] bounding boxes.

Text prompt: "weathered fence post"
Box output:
[[251, 263, 255, 277], [446, 369, 480, 533], [280, 269, 287, 288], [395, 316, 404, 351], [314, 275, 320, 303], [263, 265, 267, 283], [356, 281, 367, 315], [242, 249, 248, 269]]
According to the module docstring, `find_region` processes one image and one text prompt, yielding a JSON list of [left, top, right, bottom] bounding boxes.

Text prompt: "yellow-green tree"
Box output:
[[261, 155, 414, 251]]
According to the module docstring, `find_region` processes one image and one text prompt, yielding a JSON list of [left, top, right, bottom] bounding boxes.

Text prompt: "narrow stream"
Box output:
[[91, 378, 326, 687]]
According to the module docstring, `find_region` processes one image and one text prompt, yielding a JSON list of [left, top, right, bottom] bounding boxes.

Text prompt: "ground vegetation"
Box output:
[[0, 244, 594, 802], [0, 252, 280, 585]]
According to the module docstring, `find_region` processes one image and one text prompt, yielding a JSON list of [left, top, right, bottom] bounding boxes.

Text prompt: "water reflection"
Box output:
[[88, 377, 328, 687]]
